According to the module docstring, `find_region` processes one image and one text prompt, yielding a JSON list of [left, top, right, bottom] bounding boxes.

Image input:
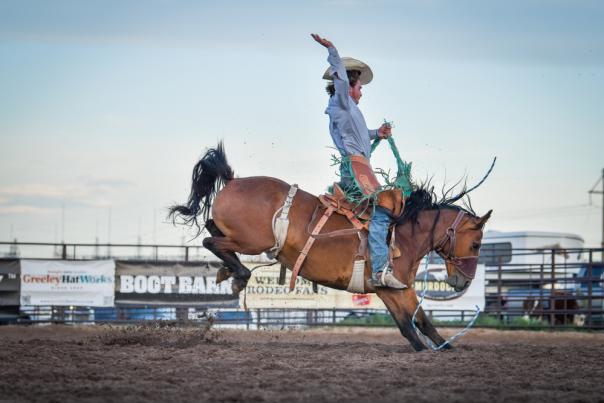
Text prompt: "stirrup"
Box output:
[[371, 268, 407, 290]]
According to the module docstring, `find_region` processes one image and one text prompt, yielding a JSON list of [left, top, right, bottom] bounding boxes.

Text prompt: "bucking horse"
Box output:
[[169, 142, 493, 351]]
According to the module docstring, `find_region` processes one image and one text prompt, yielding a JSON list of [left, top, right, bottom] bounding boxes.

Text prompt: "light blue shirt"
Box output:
[[325, 46, 378, 159]]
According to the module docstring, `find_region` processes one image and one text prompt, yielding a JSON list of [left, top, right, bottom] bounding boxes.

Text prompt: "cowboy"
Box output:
[[312, 33, 406, 289]]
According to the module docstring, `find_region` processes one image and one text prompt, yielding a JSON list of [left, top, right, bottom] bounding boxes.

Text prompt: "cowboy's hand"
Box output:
[[378, 123, 392, 139], [311, 33, 333, 48]]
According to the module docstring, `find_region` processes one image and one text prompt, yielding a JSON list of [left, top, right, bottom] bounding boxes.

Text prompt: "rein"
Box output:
[[412, 254, 481, 351], [411, 209, 481, 350]]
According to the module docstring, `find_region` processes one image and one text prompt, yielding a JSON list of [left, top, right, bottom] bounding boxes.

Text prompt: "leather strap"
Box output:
[[433, 210, 479, 279], [318, 195, 368, 231], [435, 210, 466, 254], [289, 206, 335, 290], [307, 204, 362, 239]]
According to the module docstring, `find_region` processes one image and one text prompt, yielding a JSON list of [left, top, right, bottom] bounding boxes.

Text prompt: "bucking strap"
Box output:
[[267, 184, 298, 258], [289, 206, 335, 290]]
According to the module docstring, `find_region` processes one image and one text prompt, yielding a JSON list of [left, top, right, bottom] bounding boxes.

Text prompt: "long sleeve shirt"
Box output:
[[324, 46, 378, 160]]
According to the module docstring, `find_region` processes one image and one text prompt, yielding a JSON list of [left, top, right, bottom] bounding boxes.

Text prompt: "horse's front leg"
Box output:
[[376, 289, 426, 351], [410, 300, 452, 350]]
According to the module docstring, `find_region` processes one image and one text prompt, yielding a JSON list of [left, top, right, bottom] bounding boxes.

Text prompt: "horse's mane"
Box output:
[[394, 157, 496, 226], [394, 182, 477, 227]]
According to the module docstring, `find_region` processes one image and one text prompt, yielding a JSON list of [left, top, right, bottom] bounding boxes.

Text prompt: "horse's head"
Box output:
[[434, 209, 492, 292]]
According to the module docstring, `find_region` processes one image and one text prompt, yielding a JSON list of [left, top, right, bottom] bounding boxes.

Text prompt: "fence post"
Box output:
[[539, 263, 544, 322], [587, 250, 593, 329], [550, 249, 556, 327], [185, 247, 189, 262], [62, 244, 67, 260], [497, 256, 503, 322]]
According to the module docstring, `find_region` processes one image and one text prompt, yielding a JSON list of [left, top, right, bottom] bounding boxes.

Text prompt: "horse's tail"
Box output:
[[168, 141, 234, 237]]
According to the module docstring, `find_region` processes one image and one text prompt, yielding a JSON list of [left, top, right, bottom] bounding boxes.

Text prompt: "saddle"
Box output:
[[319, 183, 371, 231], [318, 183, 405, 231]]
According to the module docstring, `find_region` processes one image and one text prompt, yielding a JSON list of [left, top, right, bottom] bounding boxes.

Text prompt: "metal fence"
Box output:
[[483, 248, 603, 329], [1, 241, 603, 329]]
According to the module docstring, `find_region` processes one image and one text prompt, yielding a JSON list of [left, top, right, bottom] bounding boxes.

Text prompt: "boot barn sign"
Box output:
[[115, 261, 238, 307]]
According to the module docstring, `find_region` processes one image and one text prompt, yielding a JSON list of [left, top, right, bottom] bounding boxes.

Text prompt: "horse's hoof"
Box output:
[[231, 278, 248, 295], [216, 267, 232, 284]]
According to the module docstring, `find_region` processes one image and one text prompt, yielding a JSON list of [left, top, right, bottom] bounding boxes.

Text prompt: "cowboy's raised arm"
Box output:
[[311, 34, 350, 110]]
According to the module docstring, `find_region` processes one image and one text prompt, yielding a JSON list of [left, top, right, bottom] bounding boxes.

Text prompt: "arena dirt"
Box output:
[[0, 324, 602, 402]]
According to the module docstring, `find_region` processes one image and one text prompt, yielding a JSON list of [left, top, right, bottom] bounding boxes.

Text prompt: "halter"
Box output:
[[433, 210, 479, 280]]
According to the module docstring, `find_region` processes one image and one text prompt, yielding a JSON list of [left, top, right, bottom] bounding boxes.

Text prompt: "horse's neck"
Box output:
[[396, 209, 456, 268]]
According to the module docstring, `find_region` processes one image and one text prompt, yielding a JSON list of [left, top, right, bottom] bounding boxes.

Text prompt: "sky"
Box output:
[[0, 0, 603, 251]]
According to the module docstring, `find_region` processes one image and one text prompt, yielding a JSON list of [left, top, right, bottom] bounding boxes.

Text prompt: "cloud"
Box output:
[[80, 177, 134, 190], [0, 205, 53, 215], [0, 177, 136, 213]]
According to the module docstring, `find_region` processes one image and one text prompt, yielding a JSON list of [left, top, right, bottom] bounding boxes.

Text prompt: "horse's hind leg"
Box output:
[[203, 219, 251, 294], [377, 289, 426, 351], [205, 219, 240, 282]]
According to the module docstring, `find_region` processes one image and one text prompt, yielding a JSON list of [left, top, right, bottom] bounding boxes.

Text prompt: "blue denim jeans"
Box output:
[[369, 206, 391, 277]]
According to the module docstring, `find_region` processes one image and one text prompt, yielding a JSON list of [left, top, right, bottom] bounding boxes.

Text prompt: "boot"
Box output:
[[371, 268, 407, 289]]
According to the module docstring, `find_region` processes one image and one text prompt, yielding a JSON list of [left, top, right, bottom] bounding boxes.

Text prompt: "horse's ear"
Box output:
[[474, 209, 492, 229]]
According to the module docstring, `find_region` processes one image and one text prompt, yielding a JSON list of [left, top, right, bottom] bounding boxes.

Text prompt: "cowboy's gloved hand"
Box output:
[[378, 123, 392, 139], [311, 33, 333, 48]]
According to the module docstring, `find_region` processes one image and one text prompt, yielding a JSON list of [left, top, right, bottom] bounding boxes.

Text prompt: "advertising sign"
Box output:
[[115, 261, 239, 307], [0, 259, 20, 306], [242, 264, 333, 308], [241, 263, 485, 311], [20, 260, 115, 307], [413, 264, 485, 311]]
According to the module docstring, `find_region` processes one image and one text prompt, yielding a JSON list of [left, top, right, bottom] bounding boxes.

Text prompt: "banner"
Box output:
[[20, 260, 115, 307], [242, 264, 334, 309], [115, 261, 239, 307], [0, 259, 20, 305], [412, 264, 486, 311], [241, 263, 485, 311]]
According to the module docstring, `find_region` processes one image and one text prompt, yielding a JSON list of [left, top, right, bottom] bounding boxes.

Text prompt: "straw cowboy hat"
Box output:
[[323, 57, 373, 85]]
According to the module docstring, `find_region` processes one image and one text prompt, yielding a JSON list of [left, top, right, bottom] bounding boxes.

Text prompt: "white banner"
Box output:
[[413, 264, 485, 311], [20, 260, 115, 307], [242, 263, 485, 312]]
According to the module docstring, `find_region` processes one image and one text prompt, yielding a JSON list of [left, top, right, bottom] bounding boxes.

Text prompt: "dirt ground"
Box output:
[[0, 324, 602, 403]]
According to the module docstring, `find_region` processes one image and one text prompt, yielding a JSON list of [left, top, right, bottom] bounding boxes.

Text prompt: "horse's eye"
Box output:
[[472, 242, 481, 250]]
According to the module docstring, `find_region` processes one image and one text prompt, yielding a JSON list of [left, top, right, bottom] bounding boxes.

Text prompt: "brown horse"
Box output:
[[170, 143, 492, 351]]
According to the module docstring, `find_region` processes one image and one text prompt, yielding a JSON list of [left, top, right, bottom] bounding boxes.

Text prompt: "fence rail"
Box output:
[[1, 241, 603, 329]]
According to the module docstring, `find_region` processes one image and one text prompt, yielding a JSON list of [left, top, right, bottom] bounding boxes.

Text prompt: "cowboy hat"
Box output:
[[323, 57, 373, 85]]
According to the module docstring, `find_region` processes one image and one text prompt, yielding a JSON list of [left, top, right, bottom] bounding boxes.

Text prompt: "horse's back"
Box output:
[[212, 176, 318, 253], [213, 176, 362, 289]]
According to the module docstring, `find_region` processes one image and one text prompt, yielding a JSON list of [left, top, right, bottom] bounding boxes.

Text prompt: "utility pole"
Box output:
[[61, 203, 65, 242], [107, 207, 112, 258], [588, 168, 604, 249], [137, 217, 142, 259]]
